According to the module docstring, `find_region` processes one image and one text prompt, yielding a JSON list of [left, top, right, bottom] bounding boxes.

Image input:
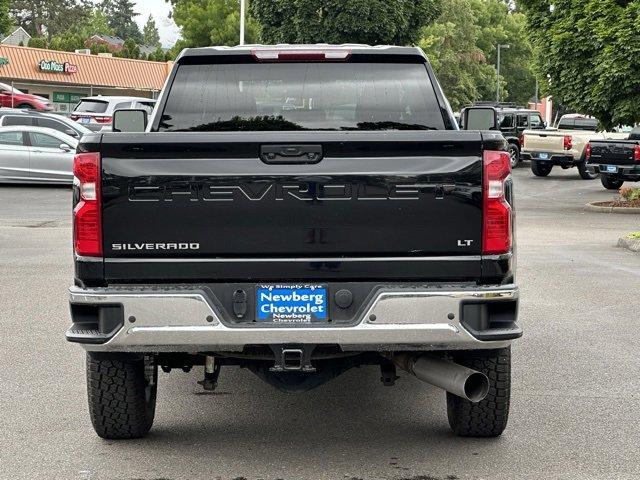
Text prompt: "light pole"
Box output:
[[496, 44, 510, 103], [240, 0, 246, 45]]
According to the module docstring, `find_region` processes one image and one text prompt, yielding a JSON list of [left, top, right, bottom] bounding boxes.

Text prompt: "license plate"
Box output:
[[604, 165, 618, 173], [80, 118, 90, 124], [256, 284, 328, 323], [538, 153, 549, 160]]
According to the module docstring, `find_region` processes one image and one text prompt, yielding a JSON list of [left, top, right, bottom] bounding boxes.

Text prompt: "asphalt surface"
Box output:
[[1, 166, 639, 480]]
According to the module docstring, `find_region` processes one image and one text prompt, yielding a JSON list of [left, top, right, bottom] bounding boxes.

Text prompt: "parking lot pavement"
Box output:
[[1, 167, 639, 480]]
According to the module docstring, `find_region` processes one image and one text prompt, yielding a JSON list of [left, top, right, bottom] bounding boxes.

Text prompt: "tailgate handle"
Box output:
[[260, 145, 323, 164]]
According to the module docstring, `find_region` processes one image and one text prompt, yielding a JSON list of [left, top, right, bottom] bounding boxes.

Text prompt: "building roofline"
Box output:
[[0, 43, 169, 66]]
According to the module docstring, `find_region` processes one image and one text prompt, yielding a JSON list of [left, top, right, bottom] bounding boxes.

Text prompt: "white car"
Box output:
[[0, 126, 78, 184], [0, 108, 92, 139], [70, 96, 156, 131]]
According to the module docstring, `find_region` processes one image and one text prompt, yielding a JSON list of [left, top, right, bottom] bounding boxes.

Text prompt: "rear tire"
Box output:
[[531, 161, 552, 177], [577, 154, 597, 180], [508, 144, 520, 169], [600, 175, 624, 190], [446, 348, 511, 437], [16, 103, 35, 109], [86, 353, 157, 439]]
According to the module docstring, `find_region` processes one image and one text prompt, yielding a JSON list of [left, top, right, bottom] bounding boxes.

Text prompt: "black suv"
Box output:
[[464, 103, 547, 168]]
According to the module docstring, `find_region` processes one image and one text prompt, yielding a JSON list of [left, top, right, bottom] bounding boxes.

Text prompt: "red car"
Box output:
[[0, 82, 54, 111]]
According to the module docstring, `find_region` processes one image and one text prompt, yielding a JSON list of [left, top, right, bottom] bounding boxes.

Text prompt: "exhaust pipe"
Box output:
[[394, 354, 489, 403]]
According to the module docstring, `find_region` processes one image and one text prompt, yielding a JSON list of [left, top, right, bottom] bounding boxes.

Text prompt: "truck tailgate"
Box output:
[[523, 130, 565, 152], [590, 140, 639, 165], [98, 131, 486, 280]]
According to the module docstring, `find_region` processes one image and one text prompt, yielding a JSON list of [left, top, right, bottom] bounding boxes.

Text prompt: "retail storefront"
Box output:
[[0, 44, 171, 114]]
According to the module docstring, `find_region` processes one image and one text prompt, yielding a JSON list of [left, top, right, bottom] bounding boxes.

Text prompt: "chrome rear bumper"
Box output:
[[67, 285, 520, 352]]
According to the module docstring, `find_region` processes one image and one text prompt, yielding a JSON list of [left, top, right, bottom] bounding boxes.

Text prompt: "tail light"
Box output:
[[73, 152, 102, 256], [634, 145, 640, 162], [519, 134, 524, 148], [94, 116, 112, 124], [586, 142, 592, 161], [70, 114, 79, 121], [482, 150, 512, 255], [563, 135, 573, 151]]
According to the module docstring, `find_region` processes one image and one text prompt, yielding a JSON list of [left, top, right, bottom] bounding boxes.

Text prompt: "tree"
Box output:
[[142, 15, 161, 48], [0, 0, 12, 36], [76, 9, 114, 38], [21, 7, 116, 53], [520, 0, 640, 128], [250, 0, 439, 45], [420, 0, 496, 111], [114, 38, 141, 58], [10, 0, 91, 38], [27, 36, 47, 48], [169, 0, 259, 47], [48, 32, 85, 52], [100, 0, 142, 41], [471, 0, 536, 106], [165, 38, 190, 60], [147, 47, 168, 62], [420, 0, 536, 110]]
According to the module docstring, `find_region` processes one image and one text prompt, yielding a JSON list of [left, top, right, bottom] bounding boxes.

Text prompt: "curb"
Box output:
[[586, 203, 640, 214], [618, 236, 640, 253]]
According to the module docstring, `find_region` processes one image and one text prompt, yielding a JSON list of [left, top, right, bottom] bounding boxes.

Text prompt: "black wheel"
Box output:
[[446, 348, 511, 437], [531, 161, 552, 177], [600, 175, 624, 190], [508, 144, 520, 169], [577, 154, 597, 180], [16, 103, 35, 109], [86, 353, 157, 439]]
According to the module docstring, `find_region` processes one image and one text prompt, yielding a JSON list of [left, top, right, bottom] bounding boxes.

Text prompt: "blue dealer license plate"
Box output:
[[256, 285, 328, 323], [605, 165, 618, 173]]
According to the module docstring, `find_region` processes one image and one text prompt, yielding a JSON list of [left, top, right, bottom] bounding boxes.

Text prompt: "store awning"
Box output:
[[0, 44, 171, 91]]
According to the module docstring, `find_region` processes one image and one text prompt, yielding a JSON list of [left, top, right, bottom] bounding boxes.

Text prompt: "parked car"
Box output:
[[0, 108, 91, 139], [70, 96, 156, 131], [0, 126, 77, 184], [461, 103, 546, 168], [66, 45, 520, 440], [587, 127, 640, 189], [521, 114, 627, 179], [0, 82, 54, 111]]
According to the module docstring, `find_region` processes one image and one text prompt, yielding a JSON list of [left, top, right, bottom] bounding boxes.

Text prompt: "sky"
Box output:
[[133, 0, 181, 47]]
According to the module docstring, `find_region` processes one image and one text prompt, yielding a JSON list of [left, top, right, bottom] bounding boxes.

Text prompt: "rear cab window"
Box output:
[[74, 100, 109, 114], [558, 117, 598, 131], [157, 62, 445, 131]]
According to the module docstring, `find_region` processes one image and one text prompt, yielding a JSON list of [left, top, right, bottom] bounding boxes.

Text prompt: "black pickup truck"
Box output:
[[67, 45, 520, 440], [587, 128, 640, 189]]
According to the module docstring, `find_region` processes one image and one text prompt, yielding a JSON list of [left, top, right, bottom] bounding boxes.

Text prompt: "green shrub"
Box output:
[[619, 187, 640, 201]]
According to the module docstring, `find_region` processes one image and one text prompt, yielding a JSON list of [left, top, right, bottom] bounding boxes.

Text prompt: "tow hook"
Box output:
[[197, 355, 221, 391], [269, 345, 316, 372]]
